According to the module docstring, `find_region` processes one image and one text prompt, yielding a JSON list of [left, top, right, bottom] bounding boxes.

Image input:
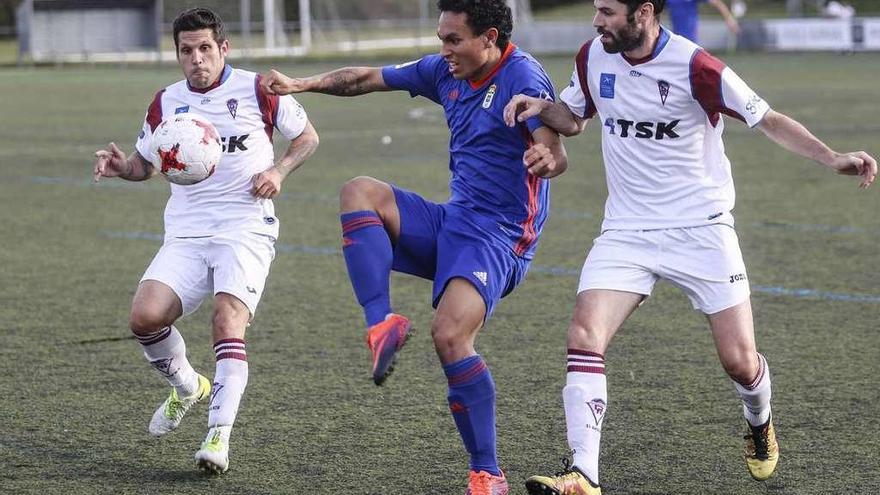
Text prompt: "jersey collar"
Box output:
[[468, 43, 516, 90], [187, 64, 233, 94], [621, 27, 670, 66]]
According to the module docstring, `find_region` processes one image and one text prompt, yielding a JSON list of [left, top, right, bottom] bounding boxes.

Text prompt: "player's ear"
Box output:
[[638, 1, 655, 23], [483, 27, 499, 48], [219, 39, 230, 57]]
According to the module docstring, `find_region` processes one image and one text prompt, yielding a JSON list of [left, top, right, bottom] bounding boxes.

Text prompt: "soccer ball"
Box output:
[[151, 113, 222, 185]]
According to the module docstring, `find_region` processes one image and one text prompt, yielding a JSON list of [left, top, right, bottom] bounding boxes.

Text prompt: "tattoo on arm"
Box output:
[[320, 69, 365, 96]]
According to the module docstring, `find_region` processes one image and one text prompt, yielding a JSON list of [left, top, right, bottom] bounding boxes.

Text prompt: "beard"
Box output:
[[598, 22, 644, 54]]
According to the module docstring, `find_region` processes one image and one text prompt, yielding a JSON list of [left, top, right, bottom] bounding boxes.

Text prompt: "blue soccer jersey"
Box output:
[[381, 44, 555, 259], [666, 0, 707, 42]]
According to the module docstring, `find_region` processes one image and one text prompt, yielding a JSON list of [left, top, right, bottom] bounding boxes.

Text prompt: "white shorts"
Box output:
[[577, 225, 750, 314], [141, 232, 276, 317]]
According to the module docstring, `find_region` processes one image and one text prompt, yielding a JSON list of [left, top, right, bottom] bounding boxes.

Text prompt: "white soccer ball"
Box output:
[[151, 113, 222, 185]]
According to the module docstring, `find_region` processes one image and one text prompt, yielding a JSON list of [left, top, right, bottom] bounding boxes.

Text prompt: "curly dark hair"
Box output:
[[620, 0, 666, 17], [172, 7, 228, 52], [437, 0, 513, 52]]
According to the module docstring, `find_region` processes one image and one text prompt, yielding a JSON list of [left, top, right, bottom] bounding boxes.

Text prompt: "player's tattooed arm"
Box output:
[[260, 68, 389, 97], [120, 151, 157, 181], [313, 67, 389, 96], [504, 95, 586, 137]]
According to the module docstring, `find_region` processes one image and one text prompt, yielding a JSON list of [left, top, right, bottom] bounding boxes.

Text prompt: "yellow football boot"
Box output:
[[744, 419, 779, 480], [525, 459, 600, 495]]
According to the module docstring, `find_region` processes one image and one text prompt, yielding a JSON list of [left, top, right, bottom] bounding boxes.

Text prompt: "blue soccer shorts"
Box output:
[[390, 186, 531, 318]]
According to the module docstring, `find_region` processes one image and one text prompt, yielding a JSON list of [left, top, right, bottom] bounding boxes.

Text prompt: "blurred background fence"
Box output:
[[3, 0, 880, 64]]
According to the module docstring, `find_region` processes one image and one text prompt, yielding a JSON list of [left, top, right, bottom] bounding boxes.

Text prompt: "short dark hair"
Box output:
[[172, 7, 227, 52], [620, 0, 666, 16], [437, 0, 513, 52]]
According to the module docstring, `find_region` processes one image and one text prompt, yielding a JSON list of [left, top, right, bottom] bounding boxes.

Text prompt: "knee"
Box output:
[[721, 352, 759, 385], [339, 176, 388, 212], [129, 306, 174, 336], [567, 319, 610, 354], [431, 315, 471, 361], [211, 307, 248, 339]]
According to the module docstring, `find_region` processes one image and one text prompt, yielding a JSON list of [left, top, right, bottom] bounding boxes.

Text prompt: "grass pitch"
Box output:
[[1, 52, 878, 494]]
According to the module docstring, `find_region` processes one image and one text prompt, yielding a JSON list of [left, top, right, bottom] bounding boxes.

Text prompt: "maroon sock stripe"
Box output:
[[744, 354, 766, 390], [567, 348, 605, 374], [214, 338, 246, 347], [214, 341, 246, 351], [447, 360, 487, 387], [214, 338, 246, 362], [341, 216, 384, 234], [136, 326, 172, 346], [567, 348, 604, 359], [216, 352, 248, 362]]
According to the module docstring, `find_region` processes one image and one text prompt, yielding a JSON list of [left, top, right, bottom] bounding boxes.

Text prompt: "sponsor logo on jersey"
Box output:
[[226, 98, 238, 118], [473, 271, 488, 286], [482, 84, 497, 109], [600, 73, 616, 99], [200, 97, 211, 105], [629, 70, 643, 77], [658, 80, 670, 105], [138, 129, 146, 140], [729, 273, 747, 283], [603, 118, 680, 139], [246, 286, 257, 294], [708, 212, 723, 220], [221, 134, 249, 153], [263, 216, 276, 225], [448, 88, 459, 101], [539, 89, 553, 102], [174, 105, 190, 114], [745, 94, 763, 115]]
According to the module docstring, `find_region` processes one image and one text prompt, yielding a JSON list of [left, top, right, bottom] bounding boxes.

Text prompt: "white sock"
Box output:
[[733, 353, 772, 427], [564, 349, 606, 485], [136, 325, 199, 397], [208, 339, 249, 428], [205, 424, 233, 446]]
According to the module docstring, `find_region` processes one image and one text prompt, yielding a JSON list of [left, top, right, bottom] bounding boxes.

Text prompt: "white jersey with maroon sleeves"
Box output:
[[134, 65, 308, 240], [559, 29, 770, 231]]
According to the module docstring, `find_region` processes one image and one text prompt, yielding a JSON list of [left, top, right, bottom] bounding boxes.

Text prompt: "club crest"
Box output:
[[658, 80, 670, 106], [587, 398, 607, 426], [482, 84, 497, 109], [227, 98, 238, 118], [149, 358, 174, 377], [210, 382, 224, 405]]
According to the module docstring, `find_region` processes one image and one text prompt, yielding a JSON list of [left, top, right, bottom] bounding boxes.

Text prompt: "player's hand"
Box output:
[[252, 167, 284, 199], [504, 94, 551, 127], [524, 143, 559, 177], [829, 151, 877, 189], [93, 142, 129, 182], [260, 69, 308, 95]]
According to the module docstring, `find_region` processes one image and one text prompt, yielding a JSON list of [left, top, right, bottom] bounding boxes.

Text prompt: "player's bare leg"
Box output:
[[195, 292, 251, 474], [432, 278, 508, 494], [526, 289, 642, 495], [131, 280, 210, 437], [708, 299, 778, 480], [338, 176, 413, 385]]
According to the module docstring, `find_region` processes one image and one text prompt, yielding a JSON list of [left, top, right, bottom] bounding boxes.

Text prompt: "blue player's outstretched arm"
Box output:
[[260, 67, 392, 97]]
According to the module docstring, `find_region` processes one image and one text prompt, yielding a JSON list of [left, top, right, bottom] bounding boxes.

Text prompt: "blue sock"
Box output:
[[443, 355, 500, 476], [340, 211, 393, 327]]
